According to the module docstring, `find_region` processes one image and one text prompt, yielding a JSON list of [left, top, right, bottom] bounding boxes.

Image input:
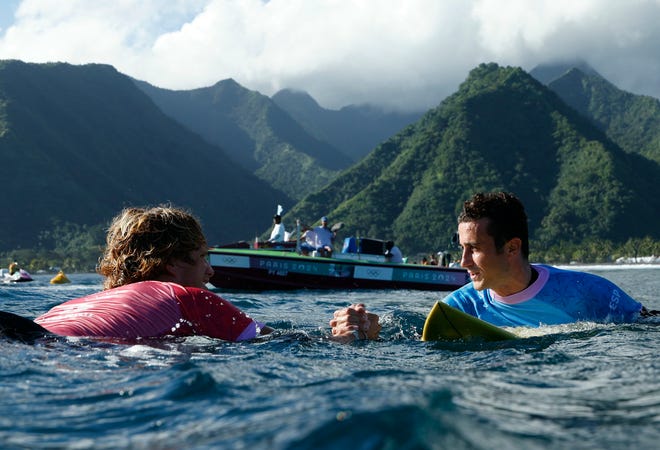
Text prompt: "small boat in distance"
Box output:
[[1, 267, 34, 283], [208, 238, 468, 291]]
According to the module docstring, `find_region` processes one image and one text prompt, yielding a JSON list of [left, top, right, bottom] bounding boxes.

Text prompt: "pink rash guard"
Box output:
[[34, 281, 265, 341]]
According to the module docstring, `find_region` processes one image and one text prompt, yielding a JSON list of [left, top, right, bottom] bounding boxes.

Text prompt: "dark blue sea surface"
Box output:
[[1, 267, 659, 449]]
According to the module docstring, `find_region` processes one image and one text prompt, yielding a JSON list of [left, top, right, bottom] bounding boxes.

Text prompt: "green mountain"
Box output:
[[531, 63, 660, 164], [2, 60, 658, 259], [286, 63, 660, 256], [134, 79, 352, 201], [271, 88, 423, 162], [0, 60, 290, 251], [528, 60, 601, 85]]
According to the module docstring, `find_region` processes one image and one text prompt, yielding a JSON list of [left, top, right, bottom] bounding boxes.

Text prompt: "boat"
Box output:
[[208, 237, 469, 291], [1, 268, 34, 283]]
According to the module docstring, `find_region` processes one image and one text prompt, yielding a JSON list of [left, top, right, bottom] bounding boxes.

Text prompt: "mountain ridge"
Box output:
[[1, 59, 658, 259], [271, 88, 423, 162], [533, 64, 660, 164], [286, 63, 660, 255], [0, 60, 290, 250], [134, 78, 352, 201]]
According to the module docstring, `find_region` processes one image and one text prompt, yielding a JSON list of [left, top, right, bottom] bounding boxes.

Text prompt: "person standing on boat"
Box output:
[[268, 214, 286, 243], [330, 192, 657, 342], [315, 216, 335, 254], [437, 251, 453, 267], [4, 206, 275, 342]]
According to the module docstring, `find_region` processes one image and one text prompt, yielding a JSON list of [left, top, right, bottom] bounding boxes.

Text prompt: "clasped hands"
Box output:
[[329, 303, 381, 343]]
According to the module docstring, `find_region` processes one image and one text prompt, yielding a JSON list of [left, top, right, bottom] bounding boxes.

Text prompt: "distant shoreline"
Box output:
[[553, 263, 660, 271], [552, 255, 659, 271]]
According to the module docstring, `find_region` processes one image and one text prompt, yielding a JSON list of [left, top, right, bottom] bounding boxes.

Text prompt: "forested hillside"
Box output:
[[535, 65, 660, 164], [1, 60, 658, 270], [271, 88, 422, 162], [0, 60, 290, 253], [286, 63, 660, 256], [135, 79, 352, 201]]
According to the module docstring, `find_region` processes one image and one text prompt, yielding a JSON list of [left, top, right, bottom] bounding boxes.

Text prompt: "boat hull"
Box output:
[[208, 248, 469, 291]]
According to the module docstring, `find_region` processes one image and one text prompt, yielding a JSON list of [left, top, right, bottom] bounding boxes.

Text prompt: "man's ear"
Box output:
[[507, 238, 522, 256]]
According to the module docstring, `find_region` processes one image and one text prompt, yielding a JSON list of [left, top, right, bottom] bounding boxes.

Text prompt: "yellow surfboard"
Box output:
[[422, 301, 518, 341]]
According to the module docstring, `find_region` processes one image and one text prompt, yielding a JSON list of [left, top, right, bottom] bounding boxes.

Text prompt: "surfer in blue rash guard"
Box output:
[[330, 192, 658, 342]]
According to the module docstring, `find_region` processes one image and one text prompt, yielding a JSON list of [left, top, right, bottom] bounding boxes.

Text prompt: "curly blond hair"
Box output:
[[97, 206, 207, 290]]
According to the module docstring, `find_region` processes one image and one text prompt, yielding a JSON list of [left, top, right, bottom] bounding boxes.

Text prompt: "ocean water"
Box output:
[[1, 267, 659, 450]]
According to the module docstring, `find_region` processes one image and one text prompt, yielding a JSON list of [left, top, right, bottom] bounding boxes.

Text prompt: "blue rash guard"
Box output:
[[443, 264, 643, 327]]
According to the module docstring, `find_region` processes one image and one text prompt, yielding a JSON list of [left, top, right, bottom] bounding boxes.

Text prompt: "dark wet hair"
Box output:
[[458, 192, 529, 258]]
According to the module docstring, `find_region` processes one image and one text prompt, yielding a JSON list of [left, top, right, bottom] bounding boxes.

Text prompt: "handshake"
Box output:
[[329, 303, 381, 343]]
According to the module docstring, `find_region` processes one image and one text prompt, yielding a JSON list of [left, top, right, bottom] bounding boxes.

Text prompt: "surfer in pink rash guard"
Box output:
[[33, 206, 273, 341], [34, 280, 265, 341], [2, 205, 366, 343]]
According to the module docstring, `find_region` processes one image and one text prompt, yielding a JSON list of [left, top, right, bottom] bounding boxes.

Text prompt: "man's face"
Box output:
[[458, 218, 511, 294], [168, 245, 214, 289]]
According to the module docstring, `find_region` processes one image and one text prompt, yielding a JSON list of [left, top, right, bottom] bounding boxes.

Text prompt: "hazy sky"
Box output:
[[1, 0, 659, 111]]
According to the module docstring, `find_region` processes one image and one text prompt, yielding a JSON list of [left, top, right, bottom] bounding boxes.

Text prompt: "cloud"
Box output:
[[1, 0, 660, 111]]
